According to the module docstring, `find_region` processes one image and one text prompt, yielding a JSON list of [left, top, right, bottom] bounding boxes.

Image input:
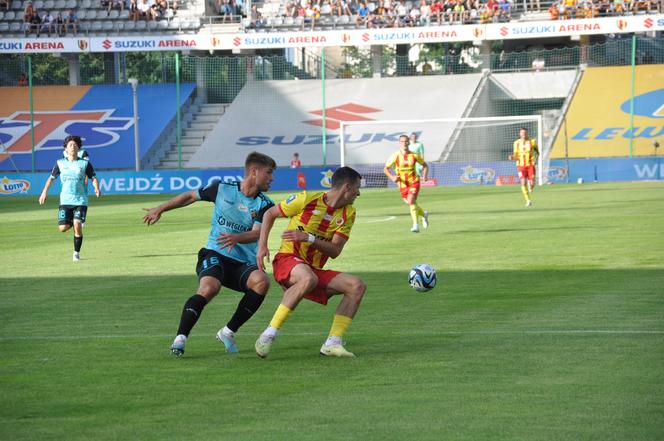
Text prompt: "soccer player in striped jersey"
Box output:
[[142, 152, 276, 357], [255, 166, 366, 358], [509, 127, 539, 206], [384, 134, 429, 233], [38, 135, 101, 262]]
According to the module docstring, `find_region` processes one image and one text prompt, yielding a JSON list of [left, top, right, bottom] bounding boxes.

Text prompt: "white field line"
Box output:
[[1, 329, 663, 342], [364, 216, 397, 224]]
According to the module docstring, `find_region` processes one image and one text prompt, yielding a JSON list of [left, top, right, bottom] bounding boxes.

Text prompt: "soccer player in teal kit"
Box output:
[[142, 152, 277, 357], [39, 135, 101, 261]]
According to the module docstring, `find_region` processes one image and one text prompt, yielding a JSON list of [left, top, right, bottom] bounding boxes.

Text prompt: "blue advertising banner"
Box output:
[[0, 167, 338, 197], [1, 158, 662, 198]]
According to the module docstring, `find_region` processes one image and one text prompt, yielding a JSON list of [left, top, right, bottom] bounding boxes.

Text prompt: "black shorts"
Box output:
[[195, 248, 257, 292], [58, 205, 88, 225]]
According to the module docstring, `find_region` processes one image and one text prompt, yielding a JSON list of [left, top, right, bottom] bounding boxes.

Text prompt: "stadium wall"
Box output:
[[551, 64, 664, 159], [0, 83, 196, 172]]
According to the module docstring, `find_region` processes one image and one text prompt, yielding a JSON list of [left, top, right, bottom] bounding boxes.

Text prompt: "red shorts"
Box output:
[[517, 165, 535, 181], [272, 253, 341, 305], [400, 182, 420, 201]]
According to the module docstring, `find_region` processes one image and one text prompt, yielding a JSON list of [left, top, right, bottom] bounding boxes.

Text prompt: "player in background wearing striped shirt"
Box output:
[[509, 127, 539, 207], [255, 167, 366, 358], [384, 134, 429, 233]]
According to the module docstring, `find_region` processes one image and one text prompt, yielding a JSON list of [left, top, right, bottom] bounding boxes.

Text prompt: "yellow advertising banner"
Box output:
[[552, 65, 664, 158]]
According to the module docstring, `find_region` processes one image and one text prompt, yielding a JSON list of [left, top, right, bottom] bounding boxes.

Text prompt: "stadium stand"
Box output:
[[0, 0, 203, 36]]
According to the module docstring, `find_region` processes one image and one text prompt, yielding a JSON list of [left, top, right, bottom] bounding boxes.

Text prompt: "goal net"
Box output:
[[339, 116, 545, 188]]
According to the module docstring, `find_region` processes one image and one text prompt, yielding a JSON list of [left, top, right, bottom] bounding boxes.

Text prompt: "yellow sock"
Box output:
[[414, 204, 424, 218], [521, 185, 530, 202], [269, 304, 292, 330], [409, 204, 418, 225], [329, 314, 353, 338]]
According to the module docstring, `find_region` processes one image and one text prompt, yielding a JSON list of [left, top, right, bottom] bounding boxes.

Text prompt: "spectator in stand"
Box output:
[[220, 0, 234, 22], [356, 1, 369, 25], [248, 4, 262, 27], [39, 10, 54, 37], [419, 0, 431, 25], [65, 9, 78, 34], [429, 0, 442, 23], [548, 1, 561, 18], [108, 0, 125, 13], [18, 73, 28, 86], [137, 0, 156, 20], [631, 0, 652, 12], [562, 0, 576, 17], [0, 0, 9, 11], [23, 1, 35, 33], [452, 0, 466, 22], [26, 9, 41, 36], [409, 4, 421, 24], [529, 0, 540, 11], [443, 0, 455, 23], [611, 0, 626, 14], [498, 0, 511, 19], [128, 0, 140, 20], [577, 0, 595, 16], [54, 10, 64, 35], [285, 0, 296, 16], [595, 0, 610, 15]]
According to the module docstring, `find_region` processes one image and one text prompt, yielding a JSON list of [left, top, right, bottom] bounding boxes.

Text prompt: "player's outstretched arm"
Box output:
[[142, 190, 198, 226], [256, 205, 282, 272], [39, 177, 53, 205]]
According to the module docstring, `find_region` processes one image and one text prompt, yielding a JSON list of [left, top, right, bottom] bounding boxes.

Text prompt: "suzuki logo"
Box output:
[[102, 39, 112, 50], [303, 103, 382, 130], [500, 26, 508, 36], [644, 18, 653, 28], [233, 37, 241, 46], [362, 33, 370, 42]]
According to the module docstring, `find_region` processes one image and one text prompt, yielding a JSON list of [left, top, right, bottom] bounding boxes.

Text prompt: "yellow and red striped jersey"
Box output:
[[277, 191, 356, 269], [385, 151, 425, 189], [512, 138, 539, 167]]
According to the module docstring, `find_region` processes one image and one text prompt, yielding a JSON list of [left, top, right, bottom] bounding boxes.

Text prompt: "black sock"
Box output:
[[176, 294, 208, 337], [74, 235, 83, 252], [226, 289, 266, 333]]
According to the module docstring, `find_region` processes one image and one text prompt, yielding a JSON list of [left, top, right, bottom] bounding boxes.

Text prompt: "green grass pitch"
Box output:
[[1, 182, 663, 441]]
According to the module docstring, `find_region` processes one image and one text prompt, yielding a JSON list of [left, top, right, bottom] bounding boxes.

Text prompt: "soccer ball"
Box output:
[[408, 263, 437, 292]]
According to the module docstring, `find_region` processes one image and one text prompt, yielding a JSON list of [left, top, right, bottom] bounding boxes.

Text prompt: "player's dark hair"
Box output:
[[63, 135, 83, 149], [331, 166, 362, 189], [245, 151, 276, 170]]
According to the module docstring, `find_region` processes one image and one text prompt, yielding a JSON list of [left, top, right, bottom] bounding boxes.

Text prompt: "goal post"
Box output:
[[339, 115, 544, 187]]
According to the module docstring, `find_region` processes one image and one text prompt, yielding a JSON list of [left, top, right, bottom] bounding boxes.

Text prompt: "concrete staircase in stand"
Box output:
[[157, 103, 228, 169]]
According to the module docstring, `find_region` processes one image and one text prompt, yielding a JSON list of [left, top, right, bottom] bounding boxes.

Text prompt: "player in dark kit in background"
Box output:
[[142, 152, 277, 356], [38, 135, 101, 262]]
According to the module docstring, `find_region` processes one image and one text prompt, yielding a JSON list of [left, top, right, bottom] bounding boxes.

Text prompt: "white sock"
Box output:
[[222, 326, 234, 336], [174, 334, 187, 343], [325, 336, 341, 346]]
